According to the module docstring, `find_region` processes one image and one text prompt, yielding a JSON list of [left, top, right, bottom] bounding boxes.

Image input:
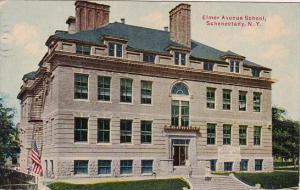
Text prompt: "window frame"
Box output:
[[141, 160, 153, 174], [171, 100, 189, 127], [174, 52, 186, 66], [74, 160, 89, 175], [74, 117, 88, 143], [224, 162, 233, 171], [108, 42, 123, 58], [254, 126, 262, 146], [204, 62, 214, 71], [207, 123, 216, 145], [255, 159, 263, 171], [97, 119, 110, 143], [252, 69, 261, 77], [230, 60, 240, 73], [120, 120, 132, 144], [240, 159, 248, 171], [141, 121, 152, 144], [74, 73, 89, 100], [210, 160, 217, 171], [223, 89, 231, 110], [143, 53, 155, 63], [97, 76, 111, 101], [120, 160, 133, 175], [76, 44, 91, 55], [141, 81, 152, 104], [239, 125, 247, 145], [207, 88, 216, 109], [253, 92, 261, 112], [223, 124, 231, 145], [120, 78, 133, 103], [98, 160, 112, 175], [239, 91, 247, 111]]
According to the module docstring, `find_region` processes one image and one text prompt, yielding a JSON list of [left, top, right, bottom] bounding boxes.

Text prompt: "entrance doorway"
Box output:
[[172, 139, 189, 166]]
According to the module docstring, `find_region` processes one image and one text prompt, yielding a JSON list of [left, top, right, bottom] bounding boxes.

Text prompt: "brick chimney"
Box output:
[[169, 4, 191, 48], [75, 1, 110, 32], [66, 16, 76, 34]]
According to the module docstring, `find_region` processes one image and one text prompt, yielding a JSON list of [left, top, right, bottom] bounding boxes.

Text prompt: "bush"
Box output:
[[48, 178, 190, 190], [235, 171, 299, 189]]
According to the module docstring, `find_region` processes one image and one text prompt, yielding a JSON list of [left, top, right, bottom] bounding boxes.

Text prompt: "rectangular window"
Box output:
[[207, 123, 216, 145], [240, 159, 248, 171], [253, 92, 261, 112], [143, 54, 155, 63], [223, 125, 231, 145], [239, 91, 247, 111], [120, 120, 132, 143], [97, 119, 110, 143], [239, 126, 247, 145], [207, 88, 216, 109], [50, 160, 54, 174], [74, 73, 88, 99], [223, 89, 231, 110], [76, 45, 90, 55], [255, 159, 263, 171], [254, 126, 261, 145], [74, 160, 88, 175], [174, 52, 186, 66], [141, 81, 152, 104], [141, 121, 152, 144], [98, 160, 111, 175], [108, 42, 122, 57], [98, 76, 111, 101], [224, 162, 233, 171], [230, 61, 240, 73], [120, 78, 133, 103], [210, 160, 217, 171], [74, 117, 88, 142], [204, 62, 214, 71], [141, 160, 153, 174], [171, 100, 189, 127], [252, 69, 260, 77], [120, 160, 133, 175]]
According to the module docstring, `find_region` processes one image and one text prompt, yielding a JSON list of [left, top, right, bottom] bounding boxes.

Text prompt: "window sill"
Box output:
[[119, 102, 134, 105], [74, 142, 89, 144], [74, 174, 89, 177], [98, 174, 112, 177], [141, 143, 153, 145], [73, 99, 90, 102], [141, 103, 153, 106], [120, 174, 133, 177], [97, 100, 112, 104], [120, 143, 134, 145], [96, 143, 112, 145], [141, 173, 153, 176]]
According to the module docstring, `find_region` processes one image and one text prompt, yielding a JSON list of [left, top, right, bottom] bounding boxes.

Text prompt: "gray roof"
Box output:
[[47, 22, 270, 70]]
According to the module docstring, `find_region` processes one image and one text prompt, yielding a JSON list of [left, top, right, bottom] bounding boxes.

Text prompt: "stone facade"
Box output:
[[18, 1, 273, 179]]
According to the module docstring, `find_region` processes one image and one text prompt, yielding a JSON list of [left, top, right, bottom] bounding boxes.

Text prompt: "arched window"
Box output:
[[171, 83, 189, 95]]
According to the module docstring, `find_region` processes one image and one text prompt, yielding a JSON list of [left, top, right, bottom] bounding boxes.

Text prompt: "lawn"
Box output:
[[235, 171, 299, 189], [48, 178, 190, 190]]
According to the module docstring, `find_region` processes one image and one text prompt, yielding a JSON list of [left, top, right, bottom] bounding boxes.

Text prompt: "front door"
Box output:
[[172, 139, 189, 166]]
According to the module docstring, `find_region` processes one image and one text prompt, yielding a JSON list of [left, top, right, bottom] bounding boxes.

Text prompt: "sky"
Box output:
[[0, 1, 299, 123]]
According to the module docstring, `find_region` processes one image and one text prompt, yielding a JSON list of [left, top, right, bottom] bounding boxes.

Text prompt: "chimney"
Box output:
[[75, 1, 110, 32], [169, 4, 191, 47], [164, 26, 168, 31], [66, 16, 76, 34], [120, 18, 125, 24]]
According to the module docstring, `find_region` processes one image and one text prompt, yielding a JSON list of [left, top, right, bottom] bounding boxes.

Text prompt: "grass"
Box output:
[[48, 178, 190, 190], [235, 171, 299, 189]]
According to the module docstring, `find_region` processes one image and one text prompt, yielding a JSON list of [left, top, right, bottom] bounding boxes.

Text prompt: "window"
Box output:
[[98, 160, 111, 175], [108, 42, 122, 57], [239, 126, 247, 145], [223, 125, 231, 145], [141, 121, 152, 144], [223, 89, 231, 110], [253, 92, 261, 112], [239, 91, 247, 111], [255, 159, 263, 171], [74, 73, 88, 99], [174, 52, 186, 66], [97, 119, 110, 143], [45, 160, 48, 175], [141, 81, 152, 104], [120, 79, 132, 103], [171, 100, 189, 127], [141, 160, 153, 174], [210, 160, 217, 171], [254, 126, 261, 145], [120, 120, 132, 143], [207, 88, 216, 109], [143, 54, 155, 63], [171, 83, 189, 95], [230, 60, 240, 73], [120, 160, 133, 175], [240, 159, 248, 171], [207, 124, 216, 145], [76, 45, 90, 55], [224, 162, 233, 171], [74, 160, 88, 175], [50, 160, 54, 174], [204, 62, 214, 71], [252, 69, 260, 77], [98, 76, 111, 101], [74, 117, 88, 142]]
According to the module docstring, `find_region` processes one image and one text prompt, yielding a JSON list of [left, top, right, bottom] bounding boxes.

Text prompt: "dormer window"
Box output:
[[174, 52, 186, 66], [76, 45, 90, 55], [143, 53, 155, 63], [204, 62, 214, 71], [252, 69, 260, 77], [108, 42, 122, 57], [230, 61, 240, 73]]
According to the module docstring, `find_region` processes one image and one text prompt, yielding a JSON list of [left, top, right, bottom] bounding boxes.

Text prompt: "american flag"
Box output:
[[31, 141, 43, 176]]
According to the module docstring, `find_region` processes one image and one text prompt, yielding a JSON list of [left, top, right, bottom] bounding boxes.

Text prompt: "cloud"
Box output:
[[242, 15, 290, 43], [263, 44, 289, 60], [139, 12, 167, 30], [0, 0, 6, 9], [13, 23, 38, 45]]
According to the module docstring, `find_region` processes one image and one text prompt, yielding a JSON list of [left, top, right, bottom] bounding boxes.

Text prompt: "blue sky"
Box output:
[[0, 1, 299, 123]]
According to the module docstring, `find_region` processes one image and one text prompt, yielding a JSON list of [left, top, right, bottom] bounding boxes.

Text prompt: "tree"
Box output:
[[272, 106, 300, 166], [0, 97, 19, 166]]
